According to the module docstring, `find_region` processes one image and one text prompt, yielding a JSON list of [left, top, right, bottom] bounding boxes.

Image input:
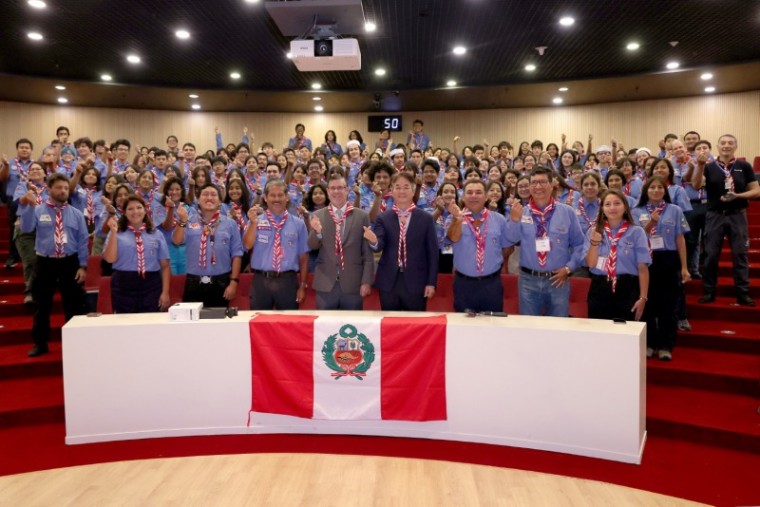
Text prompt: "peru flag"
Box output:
[[249, 314, 447, 421]]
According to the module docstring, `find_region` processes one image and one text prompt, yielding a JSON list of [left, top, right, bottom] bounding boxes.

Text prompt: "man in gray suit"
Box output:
[[308, 174, 375, 309]]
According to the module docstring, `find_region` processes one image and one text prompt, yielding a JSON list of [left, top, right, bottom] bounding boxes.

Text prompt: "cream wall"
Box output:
[[1, 91, 758, 159]]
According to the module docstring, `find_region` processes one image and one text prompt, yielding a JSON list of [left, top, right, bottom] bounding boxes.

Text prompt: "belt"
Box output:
[[456, 269, 501, 281], [591, 273, 637, 281], [186, 273, 230, 284], [520, 266, 554, 278], [690, 199, 708, 204], [35, 252, 74, 259], [253, 269, 297, 278]]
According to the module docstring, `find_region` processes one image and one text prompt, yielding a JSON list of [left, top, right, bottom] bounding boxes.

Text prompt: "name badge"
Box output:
[[575, 209, 582, 216], [257, 234, 269, 244], [189, 223, 201, 230], [596, 256, 608, 271], [442, 245, 453, 255], [536, 237, 551, 253], [724, 179, 732, 190], [40, 214, 52, 223], [650, 235, 665, 250], [521, 215, 533, 224], [639, 213, 649, 224]]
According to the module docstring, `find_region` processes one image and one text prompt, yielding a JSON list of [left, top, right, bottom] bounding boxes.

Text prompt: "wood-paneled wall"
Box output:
[[1, 91, 758, 158]]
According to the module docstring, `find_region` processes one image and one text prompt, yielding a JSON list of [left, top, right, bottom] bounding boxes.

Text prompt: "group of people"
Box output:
[[0, 123, 757, 362]]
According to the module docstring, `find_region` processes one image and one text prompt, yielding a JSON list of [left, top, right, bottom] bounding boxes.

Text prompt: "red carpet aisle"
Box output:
[[0, 202, 758, 506]]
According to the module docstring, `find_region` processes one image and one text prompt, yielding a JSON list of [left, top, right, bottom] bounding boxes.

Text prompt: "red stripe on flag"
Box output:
[[381, 315, 447, 421], [250, 314, 317, 418]]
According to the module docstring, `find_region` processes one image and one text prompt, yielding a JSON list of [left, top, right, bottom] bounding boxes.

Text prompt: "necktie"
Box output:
[[393, 204, 416, 269], [328, 205, 353, 271], [267, 210, 289, 272], [604, 221, 629, 292], [529, 198, 556, 268], [129, 223, 147, 278], [463, 210, 489, 273], [46, 200, 68, 257], [198, 211, 220, 268]]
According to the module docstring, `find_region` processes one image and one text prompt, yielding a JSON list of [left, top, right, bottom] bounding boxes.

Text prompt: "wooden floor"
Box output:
[[0, 453, 706, 506]]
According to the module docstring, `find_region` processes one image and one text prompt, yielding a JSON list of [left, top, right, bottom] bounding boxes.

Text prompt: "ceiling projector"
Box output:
[[290, 38, 361, 71]]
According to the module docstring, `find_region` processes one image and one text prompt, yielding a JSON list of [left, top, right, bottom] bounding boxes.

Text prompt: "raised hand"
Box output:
[[590, 229, 602, 244], [509, 201, 524, 222], [363, 225, 377, 244], [176, 203, 189, 222], [448, 201, 462, 219], [372, 182, 382, 196], [309, 214, 323, 233], [107, 215, 118, 233], [247, 204, 263, 221]]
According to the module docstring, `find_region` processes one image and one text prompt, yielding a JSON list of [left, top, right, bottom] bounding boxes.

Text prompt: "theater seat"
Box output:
[[753, 156, 760, 173], [169, 275, 186, 305], [231, 273, 253, 310], [569, 277, 591, 318], [502, 274, 520, 314], [96, 276, 113, 314], [84, 255, 103, 293], [428, 273, 453, 312]]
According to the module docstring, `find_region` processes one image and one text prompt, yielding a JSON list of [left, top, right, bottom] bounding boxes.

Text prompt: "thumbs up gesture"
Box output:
[[363, 225, 377, 244]]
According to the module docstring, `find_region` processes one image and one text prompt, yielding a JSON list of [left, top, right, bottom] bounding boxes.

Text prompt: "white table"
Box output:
[[63, 311, 646, 464]]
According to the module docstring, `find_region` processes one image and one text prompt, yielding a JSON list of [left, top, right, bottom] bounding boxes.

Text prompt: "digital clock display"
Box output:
[[367, 115, 403, 132]]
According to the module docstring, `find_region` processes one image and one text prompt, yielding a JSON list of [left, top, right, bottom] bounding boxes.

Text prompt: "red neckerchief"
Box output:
[[462, 209, 490, 273], [604, 221, 630, 293]]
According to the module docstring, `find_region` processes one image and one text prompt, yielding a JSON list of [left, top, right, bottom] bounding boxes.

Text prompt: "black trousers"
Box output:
[[684, 200, 707, 275], [32, 254, 86, 346], [437, 251, 453, 274], [587, 274, 639, 321], [379, 271, 427, 311], [250, 272, 299, 310], [111, 270, 162, 313], [702, 210, 750, 297], [6, 200, 20, 262], [644, 250, 680, 351], [183, 273, 230, 308], [453, 270, 503, 313]]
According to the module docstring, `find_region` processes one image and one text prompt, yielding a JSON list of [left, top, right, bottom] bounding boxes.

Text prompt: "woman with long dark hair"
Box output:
[[103, 195, 171, 313], [585, 189, 650, 321]]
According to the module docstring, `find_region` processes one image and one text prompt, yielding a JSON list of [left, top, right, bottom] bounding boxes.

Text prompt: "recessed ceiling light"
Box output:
[[525, 64, 536, 72], [27, 32, 43, 41], [705, 86, 716, 93], [626, 42, 640, 51], [230, 72, 241, 79], [126, 54, 141, 64], [191, 104, 201, 110], [453, 46, 467, 55], [558, 87, 569, 92], [314, 105, 324, 112], [286, 52, 293, 59], [701, 72, 713, 80], [28, 0, 46, 9], [57, 97, 68, 104], [312, 97, 321, 101], [100, 74, 112, 81], [552, 97, 564, 105], [189, 94, 199, 99], [54, 85, 66, 91], [446, 80, 457, 87], [311, 82, 322, 90], [175, 29, 190, 40], [244, 0, 260, 3], [365, 21, 376, 32], [559, 17, 575, 26], [375, 68, 386, 76], [666, 61, 680, 70]]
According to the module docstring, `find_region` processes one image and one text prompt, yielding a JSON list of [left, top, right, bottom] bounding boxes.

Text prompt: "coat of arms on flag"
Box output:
[[249, 314, 447, 421]]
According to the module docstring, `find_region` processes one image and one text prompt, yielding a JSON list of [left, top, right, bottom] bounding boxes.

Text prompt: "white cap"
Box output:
[[595, 145, 612, 154], [389, 148, 405, 158], [636, 147, 652, 156], [346, 140, 361, 149]]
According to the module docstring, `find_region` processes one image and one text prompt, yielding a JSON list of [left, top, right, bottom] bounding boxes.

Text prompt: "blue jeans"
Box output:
[[518, 270, 569, 317]]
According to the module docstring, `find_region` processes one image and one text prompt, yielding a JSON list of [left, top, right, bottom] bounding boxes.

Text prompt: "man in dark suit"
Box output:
[[363, 170, 438, 311], [308, 174, 375, 309]]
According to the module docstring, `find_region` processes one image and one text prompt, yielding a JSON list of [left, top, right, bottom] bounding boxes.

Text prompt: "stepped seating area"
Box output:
[[0, 202, 758, 504]]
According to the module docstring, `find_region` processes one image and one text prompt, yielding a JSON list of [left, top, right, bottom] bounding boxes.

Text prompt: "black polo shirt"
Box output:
[[703, 159, 757, 212]]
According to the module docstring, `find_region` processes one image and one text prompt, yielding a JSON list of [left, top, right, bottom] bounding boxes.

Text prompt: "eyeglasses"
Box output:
[[530, 180, 550, 187], [328, 186, 347, 191]]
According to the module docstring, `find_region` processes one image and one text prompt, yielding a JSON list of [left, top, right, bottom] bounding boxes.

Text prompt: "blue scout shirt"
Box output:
[[506, 201, 585, 272], [632, 203, 690, 251], [249, 211, 309, 272], [20, 202, 89, 266], [584, 223, 651, 276], [448, 210, 513, 277], [180, 214, 244, 276], [106, 229, 169, 272]]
